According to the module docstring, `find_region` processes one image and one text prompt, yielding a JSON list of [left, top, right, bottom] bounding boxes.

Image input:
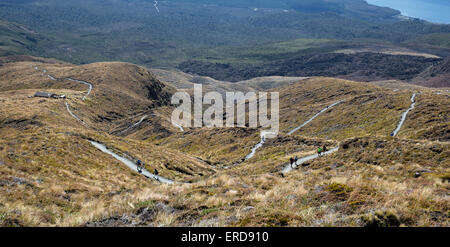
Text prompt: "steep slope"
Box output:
[[136, 76, 448, 227], [0, 58, 448, 227], [412, 57, 450, 87], [0, 60, 180, 136], [0, 59, 219, 226], [179, 52, 442, 82]]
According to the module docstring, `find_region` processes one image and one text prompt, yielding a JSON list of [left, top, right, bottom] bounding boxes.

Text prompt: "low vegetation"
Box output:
[[0, 58, 448, 227]]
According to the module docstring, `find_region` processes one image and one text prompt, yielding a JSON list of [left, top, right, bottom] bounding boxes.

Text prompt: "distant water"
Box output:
[[367, 0, 450, 24]]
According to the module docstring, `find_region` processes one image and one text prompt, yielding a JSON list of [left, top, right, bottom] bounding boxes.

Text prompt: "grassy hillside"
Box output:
[[411, 57, 450, 87], [0, 60, 178, 133], [0, 60, 218, 226], [0, 59, 448, 227]]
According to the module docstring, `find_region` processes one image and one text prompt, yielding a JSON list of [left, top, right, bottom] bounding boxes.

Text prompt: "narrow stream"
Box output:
[[282, 147, 339, 173], [67, 78, 92, 100], [34, 66, 93, 100]]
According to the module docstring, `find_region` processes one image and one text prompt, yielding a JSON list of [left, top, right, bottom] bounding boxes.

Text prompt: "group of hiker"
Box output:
[[289, 145, 328, 168], [317, 145, 328, 157], [136, 159, 158, 176]]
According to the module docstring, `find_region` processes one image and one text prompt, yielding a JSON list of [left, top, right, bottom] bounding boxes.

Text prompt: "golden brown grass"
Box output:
[[0, 59, 448, 227]]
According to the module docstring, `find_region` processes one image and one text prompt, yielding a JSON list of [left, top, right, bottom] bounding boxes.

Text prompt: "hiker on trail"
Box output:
[[294, 156, 298, 167], [290, 157, 294, 168], [317, 147, 323, 157], [137, 160, 143, 173], [323, 145, 328, 153]]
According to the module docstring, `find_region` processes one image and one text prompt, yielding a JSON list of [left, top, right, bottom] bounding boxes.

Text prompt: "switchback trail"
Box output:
[[288, 100, 344, 135], [281, 100, 346, 174], [67, 78, 93, 100], [391, 93, 416, 137], [32, 66, 347, 182], [245, 131, 275, 160], [89, 141, 174, 184], [282, 147, 339, 173], [34, 66, 91, 126], [34, 66, 93, 100], [33, 66, 170, 182], [281, 93, 417, 174], [243, 100, 344, 161], [32, 66, 183, 182], [65, 102, 86, 126]]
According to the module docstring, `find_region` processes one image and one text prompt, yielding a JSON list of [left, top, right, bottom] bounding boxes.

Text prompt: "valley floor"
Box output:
[[0, 59, 448, 226]]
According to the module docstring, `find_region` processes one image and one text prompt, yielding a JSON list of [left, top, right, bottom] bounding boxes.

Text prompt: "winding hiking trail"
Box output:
[[34, 66, 93, 100], [245, 131, 275, 160], [33, 66, 176, 184], [243, 100, 344, 162], [89, 141, 174, 184], [280, 100, 346, 173], [391, 93, 416, 137], [34, 66, 92, 126], [288, 100, 344, 135], [119, 115, 148, 135], [222, 131, 275, 169], [282, 147, 339, 173], [281, 92, 417, 174]]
